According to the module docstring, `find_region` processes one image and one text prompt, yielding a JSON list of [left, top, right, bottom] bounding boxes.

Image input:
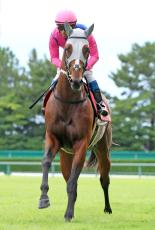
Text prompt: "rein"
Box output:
[[53, 91, 88, 104]]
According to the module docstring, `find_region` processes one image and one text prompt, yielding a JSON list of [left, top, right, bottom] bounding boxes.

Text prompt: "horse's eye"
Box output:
[[65, 45, 72, 58], [83, 46, 90, 59]]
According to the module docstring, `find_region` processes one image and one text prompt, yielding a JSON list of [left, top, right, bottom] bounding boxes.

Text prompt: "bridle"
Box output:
[[64, 35, 88, 84], [54, 32, 89, 104]]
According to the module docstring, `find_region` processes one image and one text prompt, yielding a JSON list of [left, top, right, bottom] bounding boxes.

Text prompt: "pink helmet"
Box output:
[[55, 10, 77, 25]]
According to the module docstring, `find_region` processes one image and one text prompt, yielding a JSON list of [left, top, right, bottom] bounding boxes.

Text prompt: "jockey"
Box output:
[[49, 9, 108, 116]]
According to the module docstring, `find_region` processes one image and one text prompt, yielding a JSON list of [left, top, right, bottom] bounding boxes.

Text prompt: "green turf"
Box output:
[[0, 175, 155, 230]]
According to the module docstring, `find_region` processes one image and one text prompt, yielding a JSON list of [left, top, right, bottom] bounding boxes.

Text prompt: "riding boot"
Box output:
[[93, 89, 108, 116], [84, 71, 108, 117]]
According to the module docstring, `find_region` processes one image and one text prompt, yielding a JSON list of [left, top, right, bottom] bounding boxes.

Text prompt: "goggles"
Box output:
[[57, 24, 76, 31]]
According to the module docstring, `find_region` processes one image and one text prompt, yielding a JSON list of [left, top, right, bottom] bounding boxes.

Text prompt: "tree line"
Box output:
[[0, 42, 155, 151]]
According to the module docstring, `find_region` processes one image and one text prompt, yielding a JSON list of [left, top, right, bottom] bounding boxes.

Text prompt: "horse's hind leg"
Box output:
[[97, 150, 112, 214], [95, 125, 112, 214], [99, 166, 112, 214]]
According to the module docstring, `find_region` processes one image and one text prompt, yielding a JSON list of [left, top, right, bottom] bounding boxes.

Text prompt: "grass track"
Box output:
[[0, 175, 155, 230]]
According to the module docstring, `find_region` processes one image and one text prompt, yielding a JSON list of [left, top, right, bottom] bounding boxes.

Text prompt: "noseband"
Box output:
[[64, 58, 85, 85]]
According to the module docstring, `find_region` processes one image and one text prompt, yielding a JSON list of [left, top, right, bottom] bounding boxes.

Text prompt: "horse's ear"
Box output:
[[64, 22, 73, 37], [85, 24, 94, 37]]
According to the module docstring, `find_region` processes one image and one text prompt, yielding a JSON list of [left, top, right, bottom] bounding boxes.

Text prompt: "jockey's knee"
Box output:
[[84, 70, 94, 83]]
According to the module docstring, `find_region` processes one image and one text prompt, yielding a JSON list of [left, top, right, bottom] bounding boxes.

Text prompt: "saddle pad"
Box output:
[[88, 119, 108, 150]]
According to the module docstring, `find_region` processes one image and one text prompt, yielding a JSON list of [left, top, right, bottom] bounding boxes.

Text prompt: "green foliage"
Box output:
[[0, 47, 56, 149], [1, 42, 155, 151], [110, 42, 155, 150]]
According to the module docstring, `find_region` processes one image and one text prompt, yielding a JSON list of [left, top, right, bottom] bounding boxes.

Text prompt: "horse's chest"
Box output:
[[54, 118, 78, 137], [52, 116, 87, 146]]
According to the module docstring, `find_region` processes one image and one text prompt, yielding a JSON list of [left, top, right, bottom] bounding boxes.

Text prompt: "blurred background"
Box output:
[[0, 0, 155, 176]]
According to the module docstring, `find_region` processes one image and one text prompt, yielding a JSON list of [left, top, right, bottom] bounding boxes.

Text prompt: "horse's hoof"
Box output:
[[65, 217, 72, 222], [104, 206, 112, 214], [64, 212, 74, 222], [38, 198, 50, 209]]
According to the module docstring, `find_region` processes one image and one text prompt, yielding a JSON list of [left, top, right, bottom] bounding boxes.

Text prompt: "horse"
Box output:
[[38, 23, 112, 221]]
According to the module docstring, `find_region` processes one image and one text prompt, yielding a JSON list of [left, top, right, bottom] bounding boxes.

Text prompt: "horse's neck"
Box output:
[[56, 74, 84, 100]]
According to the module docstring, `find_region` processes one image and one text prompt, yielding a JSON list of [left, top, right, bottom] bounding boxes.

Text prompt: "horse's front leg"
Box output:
[[64, 141, 87, 222], [38, 148, 52, 209], [38, 132, 59, 209]]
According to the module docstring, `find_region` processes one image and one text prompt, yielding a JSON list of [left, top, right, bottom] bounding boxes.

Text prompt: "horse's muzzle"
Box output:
[[71, 80, 82, 91]]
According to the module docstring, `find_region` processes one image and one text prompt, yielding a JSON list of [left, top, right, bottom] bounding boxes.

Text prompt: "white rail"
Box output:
[[0, 161, 155, 176]]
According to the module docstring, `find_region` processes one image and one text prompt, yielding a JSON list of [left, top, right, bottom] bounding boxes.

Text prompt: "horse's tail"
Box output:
[[84, 151, 97, 168]]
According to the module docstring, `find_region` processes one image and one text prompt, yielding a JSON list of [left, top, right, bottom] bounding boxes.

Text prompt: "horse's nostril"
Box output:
[[71, 80, 81, 90], [74, 81, 80, 88]]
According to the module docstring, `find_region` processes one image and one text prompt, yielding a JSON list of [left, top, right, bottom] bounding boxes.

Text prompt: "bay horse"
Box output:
[[38, 23, 112, 221]]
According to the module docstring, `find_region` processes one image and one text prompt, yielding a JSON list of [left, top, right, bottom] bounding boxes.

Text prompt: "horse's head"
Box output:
[[62, 23, 94, 91]]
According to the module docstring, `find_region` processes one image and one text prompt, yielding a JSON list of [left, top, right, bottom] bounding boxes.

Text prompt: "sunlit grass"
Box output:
[[0, 175, 155, 230]]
